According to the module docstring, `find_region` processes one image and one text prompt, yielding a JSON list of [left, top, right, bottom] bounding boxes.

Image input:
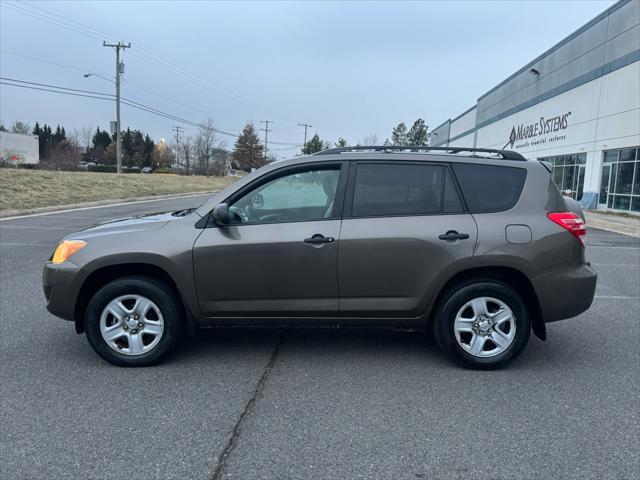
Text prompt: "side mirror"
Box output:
[[211, 203, 230, 225]]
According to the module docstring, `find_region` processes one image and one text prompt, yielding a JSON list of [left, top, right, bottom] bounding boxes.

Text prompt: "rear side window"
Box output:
[[452, 163, 527, 213], [352, 163, 442, 217]]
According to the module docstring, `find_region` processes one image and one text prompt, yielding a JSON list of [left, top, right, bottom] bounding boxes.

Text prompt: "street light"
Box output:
[[83, 73, 114, 84]]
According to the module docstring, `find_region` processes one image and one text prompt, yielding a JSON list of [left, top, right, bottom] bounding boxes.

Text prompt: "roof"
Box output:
[[313, 145, 526, 161]]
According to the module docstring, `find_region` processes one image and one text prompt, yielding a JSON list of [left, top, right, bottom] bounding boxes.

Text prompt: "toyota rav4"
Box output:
[[43, 146, 597, 369]]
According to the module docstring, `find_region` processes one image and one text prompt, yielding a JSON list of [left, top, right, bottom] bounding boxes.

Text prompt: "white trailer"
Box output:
[[0, 131, 39, 165]]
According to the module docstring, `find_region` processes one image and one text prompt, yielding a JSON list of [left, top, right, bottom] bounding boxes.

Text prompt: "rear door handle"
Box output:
[[438, 230, 470, 242], [304, 234, 335, 244]]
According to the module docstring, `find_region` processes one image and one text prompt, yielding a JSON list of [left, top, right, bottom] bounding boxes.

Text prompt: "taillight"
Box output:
[[547, 212, 586, 246]]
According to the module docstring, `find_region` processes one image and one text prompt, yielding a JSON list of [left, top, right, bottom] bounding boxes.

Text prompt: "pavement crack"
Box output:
[[210, 330, 286, 480]]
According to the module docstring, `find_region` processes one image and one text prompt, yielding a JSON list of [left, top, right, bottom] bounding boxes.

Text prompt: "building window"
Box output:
[[539, 153, 586, 201], [599, 147, 639, 213]]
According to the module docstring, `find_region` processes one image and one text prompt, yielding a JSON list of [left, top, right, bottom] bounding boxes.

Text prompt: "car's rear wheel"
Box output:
[[84, 277, 181, 367], [433, 281, 530, 369]]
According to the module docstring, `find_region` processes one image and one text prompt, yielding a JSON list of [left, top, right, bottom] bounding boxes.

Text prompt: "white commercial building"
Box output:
[[0, 131, 39, 165], [431, 0, 640, 213]]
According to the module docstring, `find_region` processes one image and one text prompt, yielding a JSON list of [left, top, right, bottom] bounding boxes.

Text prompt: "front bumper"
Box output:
[[43, 261, 81, 321], [531, 264, 597, 323]]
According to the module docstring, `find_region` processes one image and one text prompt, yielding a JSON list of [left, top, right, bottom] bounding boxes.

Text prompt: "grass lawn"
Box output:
[[0, 169, 235, 212]]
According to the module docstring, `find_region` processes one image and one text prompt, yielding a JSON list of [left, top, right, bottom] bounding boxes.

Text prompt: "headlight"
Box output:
[[51, 240, 87, 264]]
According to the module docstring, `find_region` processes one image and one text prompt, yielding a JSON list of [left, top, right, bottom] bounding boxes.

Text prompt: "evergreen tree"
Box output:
[[335, 137, 348, 148], [407, 118, 429, 146], [143, 134, 155, 167], [51, 125, 67, 148], [302, 133, 328, 154], [391, 122, 408, 145], [131, 130, 145, 167], [39, 124, 53, 158], [92, 127, 112, 150], [231, 123, 265, 170]]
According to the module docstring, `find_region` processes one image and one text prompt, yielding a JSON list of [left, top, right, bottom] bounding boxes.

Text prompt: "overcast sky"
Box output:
[[0, 0, 616, 156]]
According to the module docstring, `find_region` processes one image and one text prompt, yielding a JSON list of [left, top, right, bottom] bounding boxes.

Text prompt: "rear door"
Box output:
[[338, 161, 477, 316]]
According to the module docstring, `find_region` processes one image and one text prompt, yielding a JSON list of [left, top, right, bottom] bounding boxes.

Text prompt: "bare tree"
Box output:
[[195, 118, 225, 177], [10, 121, 31, 134], [80, 126, 94, 153], [361, 133, 379, 146], [68, 129, 81, 150], [181, 135, 194, 175], [42, 140, 80, 170]]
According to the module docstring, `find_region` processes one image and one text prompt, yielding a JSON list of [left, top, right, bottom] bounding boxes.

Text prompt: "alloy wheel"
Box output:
[[453, 296, 516, 358], [99, 294, 165, 356]]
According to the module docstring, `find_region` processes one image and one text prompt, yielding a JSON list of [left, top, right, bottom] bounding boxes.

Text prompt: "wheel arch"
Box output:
[[427, 265, 546, 341], [73, 263, 196, 335]]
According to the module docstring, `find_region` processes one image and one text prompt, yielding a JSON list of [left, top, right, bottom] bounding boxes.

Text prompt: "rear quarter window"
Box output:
[[452, 163, 527, 213]]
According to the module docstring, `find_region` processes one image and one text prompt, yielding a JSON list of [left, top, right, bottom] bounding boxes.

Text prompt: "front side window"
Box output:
[[352, 163, 444, 217], [229, 167, 340, 224]]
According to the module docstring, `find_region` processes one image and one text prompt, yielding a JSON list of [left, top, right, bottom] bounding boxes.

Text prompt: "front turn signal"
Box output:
[[51, 240, 87, 264]]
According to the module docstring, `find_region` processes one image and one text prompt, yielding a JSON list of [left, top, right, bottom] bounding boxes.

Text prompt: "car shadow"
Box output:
[[171, 324, 580, 371], [175, 325, 447, 364]]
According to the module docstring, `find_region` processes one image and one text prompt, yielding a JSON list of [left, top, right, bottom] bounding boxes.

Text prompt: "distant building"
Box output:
[[431, 0, 639, 213], [0, 131, 39, 165]]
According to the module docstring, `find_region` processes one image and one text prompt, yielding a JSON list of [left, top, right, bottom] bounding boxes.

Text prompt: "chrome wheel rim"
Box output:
[[99, 294, 164, 356], [454, 296, 516, 358]]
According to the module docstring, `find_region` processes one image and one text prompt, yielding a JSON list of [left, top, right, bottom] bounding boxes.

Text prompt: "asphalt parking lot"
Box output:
[[1, 195, 638, 480]]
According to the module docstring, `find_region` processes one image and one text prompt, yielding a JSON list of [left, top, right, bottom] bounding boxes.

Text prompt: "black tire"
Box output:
[[84, 276, 182, 367], [433, 281, 530, 369]]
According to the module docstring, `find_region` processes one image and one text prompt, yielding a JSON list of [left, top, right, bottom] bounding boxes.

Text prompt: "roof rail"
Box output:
[[313, 145, 527, 161]]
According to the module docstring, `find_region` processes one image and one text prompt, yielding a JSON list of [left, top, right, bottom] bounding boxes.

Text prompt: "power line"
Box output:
[[0, 81, 115, 101], [0, 78, 304, 147], [5, 0, 298, 125], [2, 2, 106, 42], [1, 49, 110, 77], [1, 48, 215, 118], [1, 76, 115, 97]]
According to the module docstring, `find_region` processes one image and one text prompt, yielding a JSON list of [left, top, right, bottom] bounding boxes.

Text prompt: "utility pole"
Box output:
[[172, 126, 183, 170], [260, 120, 272, 163], [298, 123, 313, 152], [103, 41, 131, 173]]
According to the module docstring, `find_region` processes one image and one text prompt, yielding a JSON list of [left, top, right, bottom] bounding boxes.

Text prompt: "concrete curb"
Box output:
[[585, 214, 640, 238], [0, 191, 215, 220]]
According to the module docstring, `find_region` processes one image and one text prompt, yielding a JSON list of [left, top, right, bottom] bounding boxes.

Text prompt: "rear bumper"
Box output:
[[531, 264, 597, 323], [43, 262, 81, 321]]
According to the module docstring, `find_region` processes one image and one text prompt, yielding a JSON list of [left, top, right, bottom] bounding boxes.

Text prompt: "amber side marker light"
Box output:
[[51, 240, 87, 264]]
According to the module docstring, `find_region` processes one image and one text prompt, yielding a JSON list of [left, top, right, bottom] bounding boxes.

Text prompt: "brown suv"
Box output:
[[43, 146, 597, 369]]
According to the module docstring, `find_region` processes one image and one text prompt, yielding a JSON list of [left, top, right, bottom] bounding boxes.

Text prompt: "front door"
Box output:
[[193, 163, 345, 317], [338, 161, 477, 316]]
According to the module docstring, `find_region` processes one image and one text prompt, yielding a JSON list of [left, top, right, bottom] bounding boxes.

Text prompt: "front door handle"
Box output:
[[438, 230, 470, 242], [304, 234, 335, 244]]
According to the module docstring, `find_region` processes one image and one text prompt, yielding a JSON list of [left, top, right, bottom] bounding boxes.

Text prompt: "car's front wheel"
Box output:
[[84, 276, 182, 367], [433, 281, 531, 369]]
